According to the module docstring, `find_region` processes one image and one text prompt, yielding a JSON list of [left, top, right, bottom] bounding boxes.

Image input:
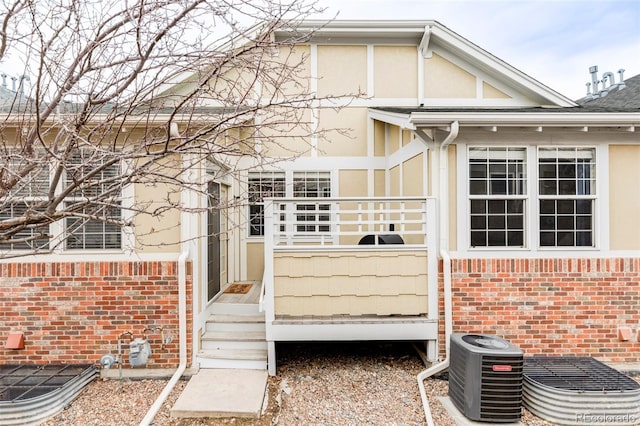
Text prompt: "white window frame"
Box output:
[[246, 170, 334, 240], [536, 146, 598, 250], [1, 152, 129, 254], [62, 152, 125, 251], [467, 146, 528, 249], [458, 143, 604, 256]]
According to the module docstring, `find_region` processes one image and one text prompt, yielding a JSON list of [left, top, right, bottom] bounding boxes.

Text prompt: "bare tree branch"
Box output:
[[0, 0, 360, 257]]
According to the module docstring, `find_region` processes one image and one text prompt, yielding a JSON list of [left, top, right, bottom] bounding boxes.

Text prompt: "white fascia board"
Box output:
[[428, 25, 577, 108], [409, 111, 640, 127], [368, 109, 415, 129]]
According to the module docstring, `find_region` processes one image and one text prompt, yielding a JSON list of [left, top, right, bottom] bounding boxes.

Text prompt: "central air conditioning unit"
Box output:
[[448, 333, 524, 423]]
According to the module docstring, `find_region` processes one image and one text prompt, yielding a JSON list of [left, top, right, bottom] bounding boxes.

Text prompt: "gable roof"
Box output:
[[279, 20, 577, 108]]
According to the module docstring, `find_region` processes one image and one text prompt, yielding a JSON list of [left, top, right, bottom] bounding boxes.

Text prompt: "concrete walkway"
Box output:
[[170, 369, 268, 418]]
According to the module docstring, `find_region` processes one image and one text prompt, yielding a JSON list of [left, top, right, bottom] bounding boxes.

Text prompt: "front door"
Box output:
[[207, 182, 221, 301]]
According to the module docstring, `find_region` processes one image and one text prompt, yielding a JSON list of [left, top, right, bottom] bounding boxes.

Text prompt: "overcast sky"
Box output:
[[315, 0, 640, 100]]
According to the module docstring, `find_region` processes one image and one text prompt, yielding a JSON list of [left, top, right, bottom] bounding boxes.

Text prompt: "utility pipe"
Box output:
[[139, 248, 190, 426], [416, 121, 458, 426]]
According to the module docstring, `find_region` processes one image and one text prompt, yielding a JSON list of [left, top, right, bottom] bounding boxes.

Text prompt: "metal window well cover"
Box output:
[[522, 357, 640, 426], [0, 364, 98, 426]]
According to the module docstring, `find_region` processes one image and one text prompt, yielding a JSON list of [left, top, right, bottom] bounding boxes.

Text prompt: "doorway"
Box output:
[[207, 182, 221, 301]]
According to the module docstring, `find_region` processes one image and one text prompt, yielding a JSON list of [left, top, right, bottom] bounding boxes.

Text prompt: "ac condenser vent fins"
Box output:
[[448, 334, 523, 423]]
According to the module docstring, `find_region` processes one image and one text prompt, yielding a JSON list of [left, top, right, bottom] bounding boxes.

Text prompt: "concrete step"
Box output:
[[197, 348, 268, 370], [209, 303, 261, 315], [200, 348, 268, 361], [201, 330, 267, 351], [205, 313, 265, 333], [170, 369, 267, 419], [208, 313, 265, 323]]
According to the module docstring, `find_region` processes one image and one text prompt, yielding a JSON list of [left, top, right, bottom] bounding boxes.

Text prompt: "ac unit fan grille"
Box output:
[[480, 355, 524, 421]]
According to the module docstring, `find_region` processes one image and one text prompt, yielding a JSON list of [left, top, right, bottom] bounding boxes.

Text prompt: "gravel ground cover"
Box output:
[[42, 342, 637, 426]]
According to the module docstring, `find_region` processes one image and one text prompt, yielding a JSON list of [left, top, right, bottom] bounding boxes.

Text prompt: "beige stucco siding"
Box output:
[[374, 46, 418, 98], [389, 165, 400, 197], [403, 129, 413, 147], [134, 181, 181, 252], [246, 241, 265, 281], [374, 170, 386, 197], [402, 153, 424, 196], [317, 45, 367, 97], [609, 145, 640, 250], [389, 124, 401, 154], [339, 170, 368, 197], [483, 81, 511, 99], [318, 108, 368, 156], [339, 170, 369, 245], [260, 108, 313, 157], [424, 53, 476, 98], [273, 250, 428, 316]]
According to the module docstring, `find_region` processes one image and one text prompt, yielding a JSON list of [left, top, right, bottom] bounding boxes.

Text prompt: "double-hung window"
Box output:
[[538, 147, 595, 247], [0, 155, 50, 251], [292, 171, 331, 233], [248, 172, 286, 236], [467, 145, 597, 250], [64, 151, 122, 250], [248, 171, 332, 237], [469, 147, 526, 247]]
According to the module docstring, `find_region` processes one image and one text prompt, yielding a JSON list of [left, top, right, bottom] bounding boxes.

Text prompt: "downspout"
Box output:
[[416, 121, 458, 426], [139, 248, 190, 426]]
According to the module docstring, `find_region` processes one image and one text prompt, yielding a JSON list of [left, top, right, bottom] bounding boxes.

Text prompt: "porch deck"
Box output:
[[215, 281, 261, 304], [262, 197, 440, 373]]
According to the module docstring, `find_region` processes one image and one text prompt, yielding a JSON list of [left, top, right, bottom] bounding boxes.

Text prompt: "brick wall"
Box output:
[[441, 257, 640, 363], [1, 260, 193, 367]]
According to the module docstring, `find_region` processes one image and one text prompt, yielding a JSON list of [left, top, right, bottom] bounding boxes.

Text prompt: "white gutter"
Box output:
[[417, 121, 458, 426], [139, 248, 190, 426]]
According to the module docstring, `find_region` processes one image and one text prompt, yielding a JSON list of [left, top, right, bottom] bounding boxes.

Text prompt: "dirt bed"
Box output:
[[44, 342, 636, 425]]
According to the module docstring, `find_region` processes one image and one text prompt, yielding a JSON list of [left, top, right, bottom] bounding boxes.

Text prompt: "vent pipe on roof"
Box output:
[[618, 69, 626, 90], [584, 65, 626, 99], [1, 73, 6, 88]]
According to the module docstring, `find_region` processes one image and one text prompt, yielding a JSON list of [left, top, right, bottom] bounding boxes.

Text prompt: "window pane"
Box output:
[[469, 147, 526, 197], [469, 164, 486, 178], [248, 172, 286, 236], [469, 180, 487, 195], [538, 147, 595, 247], [540, 216, 555, 230], [0, 202, 50, 250], [488, 216, 505, 229], [488, 200, 505, 214], [507, 200, 523, 214], [292, 172, 331, 234], [488, 231, 506, 246], [471, 200, 486, 214], [507, 215, 523, 229], [471, 231, 486, 246], [507, 231, 523, 246], [540, 232, 555, 246], [540, 200, 555, 214], [557, 216, 574, 230], [559, 179, 576, 195], [65, 204, 121, 250], [471, 216, 486, 230], [557, 232, 574, 246], [557, 200, 574, 214]]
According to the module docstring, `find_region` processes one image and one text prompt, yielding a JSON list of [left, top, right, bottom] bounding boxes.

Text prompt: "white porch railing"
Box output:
[[264, 197, 436, 248]]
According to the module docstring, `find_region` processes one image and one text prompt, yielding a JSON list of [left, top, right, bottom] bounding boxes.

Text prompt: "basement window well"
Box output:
[[0, 364, 97, 425], [523, 357, 640, 426]]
